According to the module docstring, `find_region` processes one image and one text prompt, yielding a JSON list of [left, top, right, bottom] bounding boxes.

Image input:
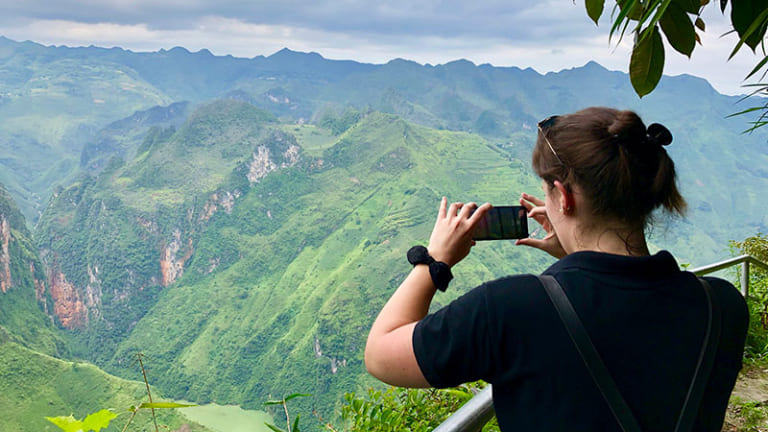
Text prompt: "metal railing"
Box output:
[[432, 254, 768, 432]]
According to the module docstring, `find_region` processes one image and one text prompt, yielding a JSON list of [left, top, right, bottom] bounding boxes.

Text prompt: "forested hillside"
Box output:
[[0, 340, 213, 432], [0, 184, 214, 431], [36, 101, 551, 412], [0, 36, 766, 422]]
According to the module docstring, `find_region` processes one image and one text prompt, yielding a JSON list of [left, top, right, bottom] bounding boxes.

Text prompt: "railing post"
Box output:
[[432, 385, 495, 432], [741, 260, 750, 297]]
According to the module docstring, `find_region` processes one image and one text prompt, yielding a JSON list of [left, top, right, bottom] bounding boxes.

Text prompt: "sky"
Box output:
[[0, 0, 761, 96]]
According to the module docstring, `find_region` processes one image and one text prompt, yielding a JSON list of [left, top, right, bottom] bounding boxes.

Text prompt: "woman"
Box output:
[[365, 107, 748, 431]]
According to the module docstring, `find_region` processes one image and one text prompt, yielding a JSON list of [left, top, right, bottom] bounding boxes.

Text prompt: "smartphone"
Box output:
[[472, 206, 528, 241]]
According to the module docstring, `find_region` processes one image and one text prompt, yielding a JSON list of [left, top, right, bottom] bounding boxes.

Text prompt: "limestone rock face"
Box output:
[[0, 216, 11, 293], [47, 264, 88, 329], [0, 183, 64, 354], [160, 229, 194, 287]]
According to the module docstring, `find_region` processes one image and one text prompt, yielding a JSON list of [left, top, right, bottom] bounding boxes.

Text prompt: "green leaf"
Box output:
[[283, 393, 311, 402], [46, 410, 117, 432], [695, 17, 706, 31], [727, 106, 765, 117], [672, 0, 700, 13], [729, 7, 768, 59], [731, 0, 768, 51], [745, 55, 768, 80], [79, 410, 118, 432], [659, 2, 696, 56], [264, 422, 286, 432], [352, 398, 363, 413], [616, 0, 644, 20], [138, 402, 197, 409], [586, 0, 605, 24], [440, 389, 473, 402], [46, 415, 83, 432], [263, 400, 285, 406], [292, 414, 301, 432], [610, 0, 641, 41], [630, 25, 666, 97], [743, 120, 768, 133], [644, 0, 674, 31]]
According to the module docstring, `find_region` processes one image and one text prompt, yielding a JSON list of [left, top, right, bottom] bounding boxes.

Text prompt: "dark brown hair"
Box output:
[[532, 107, 686, 228]]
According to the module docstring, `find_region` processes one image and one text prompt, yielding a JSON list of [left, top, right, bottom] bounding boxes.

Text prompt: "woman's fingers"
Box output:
[[437, 196, 448, 219], [521, 193, 545, 207], [526, 206, 551, 229], [447, 201, 463, 218], [515, 237, 546, 249], [469, 202, 492, 223], [527, 206, 547, 218], [457, 202, 476, 219], [427, 199, 492, 267], [519, 196, 534, 212], [516, 233, 565, 258]]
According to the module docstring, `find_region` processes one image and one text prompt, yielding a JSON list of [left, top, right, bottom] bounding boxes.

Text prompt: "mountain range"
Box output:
[[0, 36, 766, 427]]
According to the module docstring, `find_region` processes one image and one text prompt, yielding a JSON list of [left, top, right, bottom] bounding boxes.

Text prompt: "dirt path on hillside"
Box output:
[[733, 367, 768, 402], [723, 367, 768, 431]]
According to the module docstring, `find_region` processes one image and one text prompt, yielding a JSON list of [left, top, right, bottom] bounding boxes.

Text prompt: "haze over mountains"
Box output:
[[0, 36, 766, 427]]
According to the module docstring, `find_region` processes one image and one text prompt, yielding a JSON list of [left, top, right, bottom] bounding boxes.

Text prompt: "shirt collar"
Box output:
[[543, 250, 680, 279]]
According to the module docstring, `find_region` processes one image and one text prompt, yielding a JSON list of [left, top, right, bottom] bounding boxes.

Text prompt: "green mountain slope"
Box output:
[[0, 38, 173, 220], [0, 185, 212, 432], [35, 102, 551, 415], [80, 101, 191, 173], [3, 36, 765, 238], [34, 100, 281, 358], [0, 339, 212, 432]]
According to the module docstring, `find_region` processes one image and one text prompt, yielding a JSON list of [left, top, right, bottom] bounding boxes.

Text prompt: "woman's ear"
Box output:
[[554, 181, 574, 213]]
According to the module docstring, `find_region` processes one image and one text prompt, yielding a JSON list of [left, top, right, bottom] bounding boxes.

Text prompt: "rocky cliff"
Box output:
[[0, 216, 12, 294], [0, 184, 65, 355]]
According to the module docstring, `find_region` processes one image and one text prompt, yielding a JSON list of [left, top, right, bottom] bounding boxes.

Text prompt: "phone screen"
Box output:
[[472, 206, 528, 241]]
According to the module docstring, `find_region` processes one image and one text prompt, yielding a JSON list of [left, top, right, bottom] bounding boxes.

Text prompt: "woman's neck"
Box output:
[[563, 223, 649, 257]]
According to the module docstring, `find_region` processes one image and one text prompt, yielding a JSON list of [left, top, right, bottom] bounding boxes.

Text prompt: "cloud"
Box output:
[[0, 0, 759, 95], [0, 0, 591, 40]]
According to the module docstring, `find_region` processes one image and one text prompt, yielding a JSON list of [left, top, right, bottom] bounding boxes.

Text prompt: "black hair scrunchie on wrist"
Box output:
[[407, 245, 453, 292]]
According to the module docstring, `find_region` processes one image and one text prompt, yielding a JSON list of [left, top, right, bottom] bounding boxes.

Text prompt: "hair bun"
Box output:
[[646, 123, 672, 147]]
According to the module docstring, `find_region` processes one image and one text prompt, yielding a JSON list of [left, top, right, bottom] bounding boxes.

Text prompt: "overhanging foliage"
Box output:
[[585, 0, 768, 129]]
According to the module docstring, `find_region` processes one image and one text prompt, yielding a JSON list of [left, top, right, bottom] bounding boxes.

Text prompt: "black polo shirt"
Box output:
[[413, 251, 748, 431]]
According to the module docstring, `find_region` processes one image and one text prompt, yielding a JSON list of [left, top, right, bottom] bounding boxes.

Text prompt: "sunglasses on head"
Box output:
[[537, 115, 563, 166]]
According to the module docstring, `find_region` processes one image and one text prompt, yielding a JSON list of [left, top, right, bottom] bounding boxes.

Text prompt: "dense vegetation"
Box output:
[[0, 341, 213, 432], [338, 382, 499, 431], [731, 233, 768, 363], [1, 37, 767, 428], [35, 102, 552, 417]]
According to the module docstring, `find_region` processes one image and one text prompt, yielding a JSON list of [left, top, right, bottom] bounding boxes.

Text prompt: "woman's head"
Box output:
[[532, 107, 686, 229]]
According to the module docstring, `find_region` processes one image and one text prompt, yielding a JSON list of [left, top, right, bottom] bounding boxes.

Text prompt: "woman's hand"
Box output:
[[364, 197, 490, 388], [515, 193, 567, 259], [427, 197, 492, 267]]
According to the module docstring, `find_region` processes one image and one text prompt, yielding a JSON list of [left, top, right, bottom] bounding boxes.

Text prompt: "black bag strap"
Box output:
[[538, 275, 721, 432], [539, 274, 643, 432], [675, 277, 721, 432]]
